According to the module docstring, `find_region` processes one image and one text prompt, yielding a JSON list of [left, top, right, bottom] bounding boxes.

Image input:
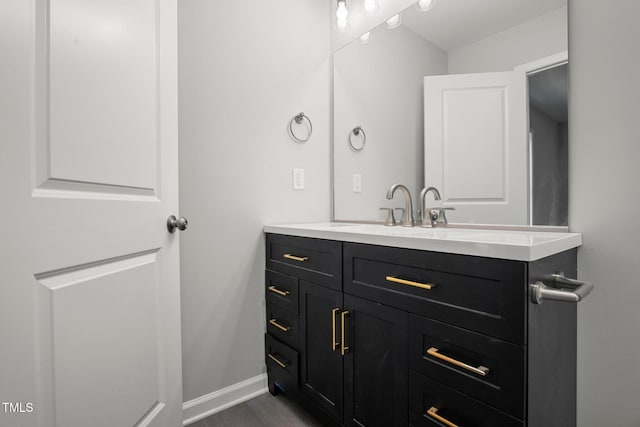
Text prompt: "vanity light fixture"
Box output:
[[358, 32, 371, 44], [361, 0, 380, 15], [336, 0, 349, 32], [415, 0, 434, 12], [384, 14, 401, 29]]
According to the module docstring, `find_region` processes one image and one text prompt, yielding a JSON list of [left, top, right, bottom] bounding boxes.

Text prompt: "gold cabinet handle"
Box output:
[[341, 311, 350, 356], [386, 276, 435, 290], [283, 253, 308, 262], [331, 308, 340, 351], [269, 318, 291, 332], [427, 347, 489, 377], [426, 407, 458, 427], [267, 353, 289, 369], [267, 285, 290, 296]]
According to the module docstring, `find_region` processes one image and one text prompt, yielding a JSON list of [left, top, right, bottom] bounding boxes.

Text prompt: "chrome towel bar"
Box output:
[[530, 273, 594, 304]]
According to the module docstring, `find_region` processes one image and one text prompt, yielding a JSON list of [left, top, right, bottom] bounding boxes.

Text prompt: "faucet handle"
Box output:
[[435, 207, 455, 225], [421, 208, 439, 227], [421, 207, 455, 227], [379, 208, 396, 226], [393, 208, 406, 224]]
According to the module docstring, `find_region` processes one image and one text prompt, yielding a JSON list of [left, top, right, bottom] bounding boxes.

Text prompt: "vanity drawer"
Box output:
[[265, 334, 299, 393], [409, 314, 525, 419], [266, 303, 299, 349], [266, 270, 299, 315], [266, 234, 342, 290], [344, 243, 526, 344], [409, 370, 523, 427]]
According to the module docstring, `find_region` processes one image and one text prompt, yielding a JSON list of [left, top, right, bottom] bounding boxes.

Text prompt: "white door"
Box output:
[[0, 1, 183, 426], [424, 71, 529, 225]]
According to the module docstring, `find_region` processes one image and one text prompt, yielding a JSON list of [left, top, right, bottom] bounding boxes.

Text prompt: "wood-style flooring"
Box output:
[[188, 393, 326, 427]]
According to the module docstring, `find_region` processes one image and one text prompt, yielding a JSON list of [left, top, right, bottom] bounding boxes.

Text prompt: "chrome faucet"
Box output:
[[419, 186, 454, 227], [386, 184, 414, 226]]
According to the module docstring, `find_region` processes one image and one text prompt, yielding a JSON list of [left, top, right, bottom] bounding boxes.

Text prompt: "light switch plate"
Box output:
[[293, 168, 305, 190], [352, 174, 362, 193]]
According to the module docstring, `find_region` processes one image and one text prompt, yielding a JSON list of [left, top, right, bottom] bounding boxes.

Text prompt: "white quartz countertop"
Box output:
[[264, 222, 582, 261]]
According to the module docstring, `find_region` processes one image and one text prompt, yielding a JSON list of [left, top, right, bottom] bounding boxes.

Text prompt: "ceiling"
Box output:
[[401, 0, 567, 52]]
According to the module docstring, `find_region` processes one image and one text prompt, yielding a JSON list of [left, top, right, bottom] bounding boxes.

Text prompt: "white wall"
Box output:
[[569, 1, 640, 426], [334, 26, 447, 221], [178, 0, 331, 419], [449, 6, 567, 74]]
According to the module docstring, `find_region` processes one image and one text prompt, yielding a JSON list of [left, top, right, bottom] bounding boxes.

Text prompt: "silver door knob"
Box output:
[[167, 215, 188, 233]]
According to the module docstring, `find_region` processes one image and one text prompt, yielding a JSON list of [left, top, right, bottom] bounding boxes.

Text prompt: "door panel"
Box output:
[[46, 0, 158, 191], [424, 71, 528, 225], [0, 1, 181, 426], [343, 294, 408, 427], [299, 280, 344, 422], [442, 88, 506, 200], [36, 251, 162, 427]]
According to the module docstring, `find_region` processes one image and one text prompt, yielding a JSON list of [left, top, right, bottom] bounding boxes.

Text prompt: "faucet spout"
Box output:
[[420, 186, 441, 202], [419, 187, 439, 227], [386, 184, 414, 226]]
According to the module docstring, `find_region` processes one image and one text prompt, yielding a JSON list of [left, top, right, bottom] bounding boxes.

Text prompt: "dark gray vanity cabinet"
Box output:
[[265, 233, 407, 426], [265, 233, 578, 427]]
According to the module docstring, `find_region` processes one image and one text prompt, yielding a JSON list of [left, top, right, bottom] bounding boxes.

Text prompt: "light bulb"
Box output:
[[415, 0, 434, 12], [336, 0, 349, 32], [361, 0, 379, 15], [358, 32, 371, 44], [385, 14, 401, 29], [336, 0, 348, 20], [336, 18, 348, 32]]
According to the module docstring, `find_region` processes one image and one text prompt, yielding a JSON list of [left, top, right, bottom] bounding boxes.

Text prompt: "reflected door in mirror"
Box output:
[[424, 71, 528, 225]]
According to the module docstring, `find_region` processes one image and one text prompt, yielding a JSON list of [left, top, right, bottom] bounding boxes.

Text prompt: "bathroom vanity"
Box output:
[[263, 223, 585, 427]]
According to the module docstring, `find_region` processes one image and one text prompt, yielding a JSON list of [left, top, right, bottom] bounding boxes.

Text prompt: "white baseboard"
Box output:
[[182, 374, 268, 426]]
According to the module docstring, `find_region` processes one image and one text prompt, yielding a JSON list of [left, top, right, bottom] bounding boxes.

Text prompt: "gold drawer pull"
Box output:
[[267, 353, 289, 369], [427, 347, 489, 377], [267, 285, 290, 296], [269, 319, 291, 332], [426, 407, 458, 427], [386, 276, 435, 290], [331, 308, 340, 351], [283, 253, 308, 262], [341, 310, 350, 355]]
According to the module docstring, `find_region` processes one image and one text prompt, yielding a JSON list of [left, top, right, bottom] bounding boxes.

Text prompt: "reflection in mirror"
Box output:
[[529, 63, 568, 226], [333, 0, 568, 226]]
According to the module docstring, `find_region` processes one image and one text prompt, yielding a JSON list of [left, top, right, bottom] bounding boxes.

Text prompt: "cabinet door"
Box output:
[[299, 280, 344, 422], [344, 294, 408, 427]]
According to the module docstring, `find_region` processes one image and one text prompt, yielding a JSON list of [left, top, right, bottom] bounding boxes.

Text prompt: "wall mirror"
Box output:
[[333, 0, 568, 226]]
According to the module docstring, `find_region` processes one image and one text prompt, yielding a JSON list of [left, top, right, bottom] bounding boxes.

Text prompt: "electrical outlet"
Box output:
[[293, 168, 305, 190], [352, 174, 362, 193]]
